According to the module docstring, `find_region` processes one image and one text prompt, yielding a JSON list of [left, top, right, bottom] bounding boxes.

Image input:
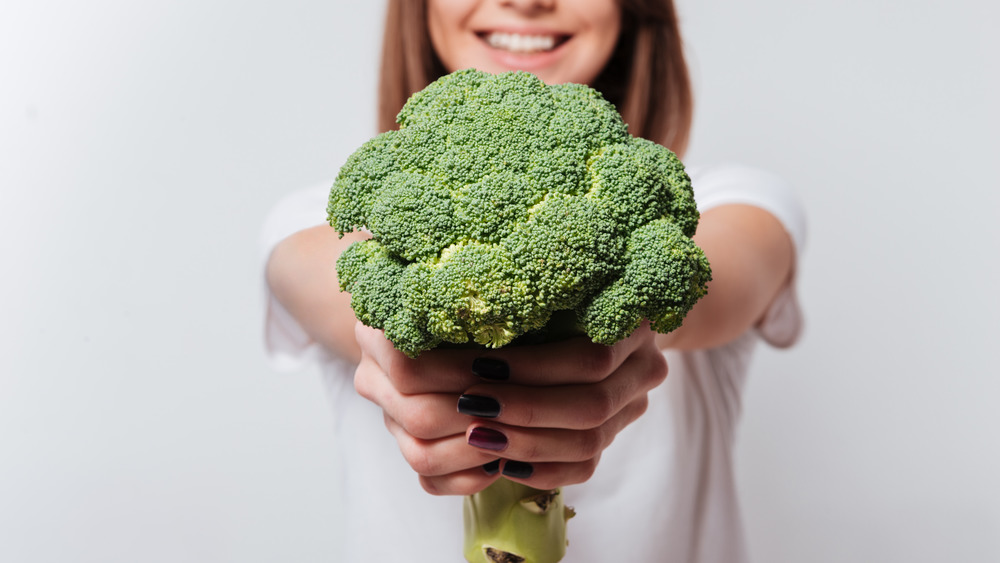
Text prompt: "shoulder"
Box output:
[[687, 162, 807, 255], [260, 183, 331, 256]]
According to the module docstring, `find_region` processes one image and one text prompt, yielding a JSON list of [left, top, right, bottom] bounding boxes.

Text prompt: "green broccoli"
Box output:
[[327, 69, 711, 563], [329, 69, 710, 358]]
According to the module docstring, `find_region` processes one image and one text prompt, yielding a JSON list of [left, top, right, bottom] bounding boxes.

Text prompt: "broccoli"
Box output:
[[329, 69, 711, 358], [327, 69, 711, 563]]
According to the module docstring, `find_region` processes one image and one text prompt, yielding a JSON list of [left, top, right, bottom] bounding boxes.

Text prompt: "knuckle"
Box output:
[[632, 394, 650, 419], [418, 475, 442, 496], [581, 345, 617, 381], [518, 402, 538, 428], [401, 440, 437, 476], [647, 351, 669, 386], [398, 417, 422, 441], [353, 368, 375, 402], [522, 439, 543, 463], [554, 458, 600, 488], [578, 428, 606, 460], [577, 457, 599, 483], [384, 358, 417, 395], [583, 386, 618, 427], [398, 407, 436, 440]]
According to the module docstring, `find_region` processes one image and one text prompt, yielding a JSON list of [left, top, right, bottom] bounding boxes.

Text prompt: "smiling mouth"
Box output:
[[480, 32, 569, 54]]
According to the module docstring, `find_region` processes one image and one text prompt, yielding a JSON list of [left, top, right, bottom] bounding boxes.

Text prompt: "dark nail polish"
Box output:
[[472, 357, 509, 381], [458, 394, 501, 418], [502, 461, 534, 479], [482, 459, 501, 476], [468, 427, 508, 451]]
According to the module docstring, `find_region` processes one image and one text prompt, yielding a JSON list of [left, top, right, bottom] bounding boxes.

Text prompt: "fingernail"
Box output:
[[458, 394, 501, 418], [468, 427, 508, 451], [472, 357, 509, 381], [482, 459, 501, 475], [502, 461, 534, 479]]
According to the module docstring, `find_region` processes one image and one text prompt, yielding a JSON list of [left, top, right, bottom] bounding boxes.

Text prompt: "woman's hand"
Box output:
[[353, 321, 668, 496]]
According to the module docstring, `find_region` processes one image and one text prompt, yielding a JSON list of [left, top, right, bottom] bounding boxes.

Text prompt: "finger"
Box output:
[[421, 457, 602, 495], [464, 394, 649, 463], [355, 322, 484, 394], [384, 416, 500, 477], [461, 342, 666, 430], [418, 465, 503, 496], [497, 456, 602, 491], [354, 357, 469, 440], [384, 392, 469, 440], [470, 323, 659, 387]]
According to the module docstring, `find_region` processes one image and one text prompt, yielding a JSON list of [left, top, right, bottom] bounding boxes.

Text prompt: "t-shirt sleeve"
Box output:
[[259, 184, 332, 371], [689, 164, 808, 348]]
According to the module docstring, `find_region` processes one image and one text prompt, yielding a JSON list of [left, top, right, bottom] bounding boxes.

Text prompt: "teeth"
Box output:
[[486, 32, 557, 54]]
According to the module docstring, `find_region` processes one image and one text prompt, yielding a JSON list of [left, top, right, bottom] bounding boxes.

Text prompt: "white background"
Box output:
[[1, 1, 997, 561]]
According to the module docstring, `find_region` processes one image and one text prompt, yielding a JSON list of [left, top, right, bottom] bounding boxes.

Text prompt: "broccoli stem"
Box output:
[[460, 312, 583, 562], [463, 479, 575, 563]]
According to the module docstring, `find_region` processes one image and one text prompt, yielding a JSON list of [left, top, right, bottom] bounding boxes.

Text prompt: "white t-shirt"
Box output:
[[260, 163, 806, 562]]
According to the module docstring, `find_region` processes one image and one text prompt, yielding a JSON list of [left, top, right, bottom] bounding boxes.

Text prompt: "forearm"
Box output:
[[265, 225, 368, 363], [656, 204, 795, 351]]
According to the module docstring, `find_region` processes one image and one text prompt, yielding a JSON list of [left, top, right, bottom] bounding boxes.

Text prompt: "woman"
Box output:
[[262, 0, 805, 560]]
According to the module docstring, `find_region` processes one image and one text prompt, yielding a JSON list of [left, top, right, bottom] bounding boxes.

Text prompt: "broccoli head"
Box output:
[[328, 69, 711, 357]]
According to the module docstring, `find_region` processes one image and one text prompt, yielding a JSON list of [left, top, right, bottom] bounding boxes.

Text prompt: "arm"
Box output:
[[264, 202, 792, 496], [656, 203, 796, 351], [265, 225, 366, 363]]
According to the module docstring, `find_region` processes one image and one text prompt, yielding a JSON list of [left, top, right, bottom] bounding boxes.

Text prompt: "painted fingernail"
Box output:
[[482, 459, 501, 476], [458, 394, 501, 418], [468, 427, 508, 451], [502, 461, 534, 479], [472, 357, 509, 381]]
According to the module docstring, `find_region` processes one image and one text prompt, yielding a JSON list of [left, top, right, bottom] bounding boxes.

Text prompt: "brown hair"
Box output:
[[377, 0, 692, 155]]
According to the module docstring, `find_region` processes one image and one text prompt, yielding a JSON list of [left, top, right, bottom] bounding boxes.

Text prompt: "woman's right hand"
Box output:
[[352, 320, 668, 496]]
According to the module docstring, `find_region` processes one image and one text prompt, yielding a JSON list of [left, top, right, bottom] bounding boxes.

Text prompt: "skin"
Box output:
[[266, 0, 795, 495], [427, 0, 621, 86]]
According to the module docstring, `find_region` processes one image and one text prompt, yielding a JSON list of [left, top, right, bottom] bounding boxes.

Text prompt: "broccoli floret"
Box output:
[[328, 69, 711, 358]]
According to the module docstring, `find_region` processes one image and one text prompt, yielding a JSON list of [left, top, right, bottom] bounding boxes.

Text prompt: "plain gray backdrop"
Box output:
[[2, 1, 997, 561]]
